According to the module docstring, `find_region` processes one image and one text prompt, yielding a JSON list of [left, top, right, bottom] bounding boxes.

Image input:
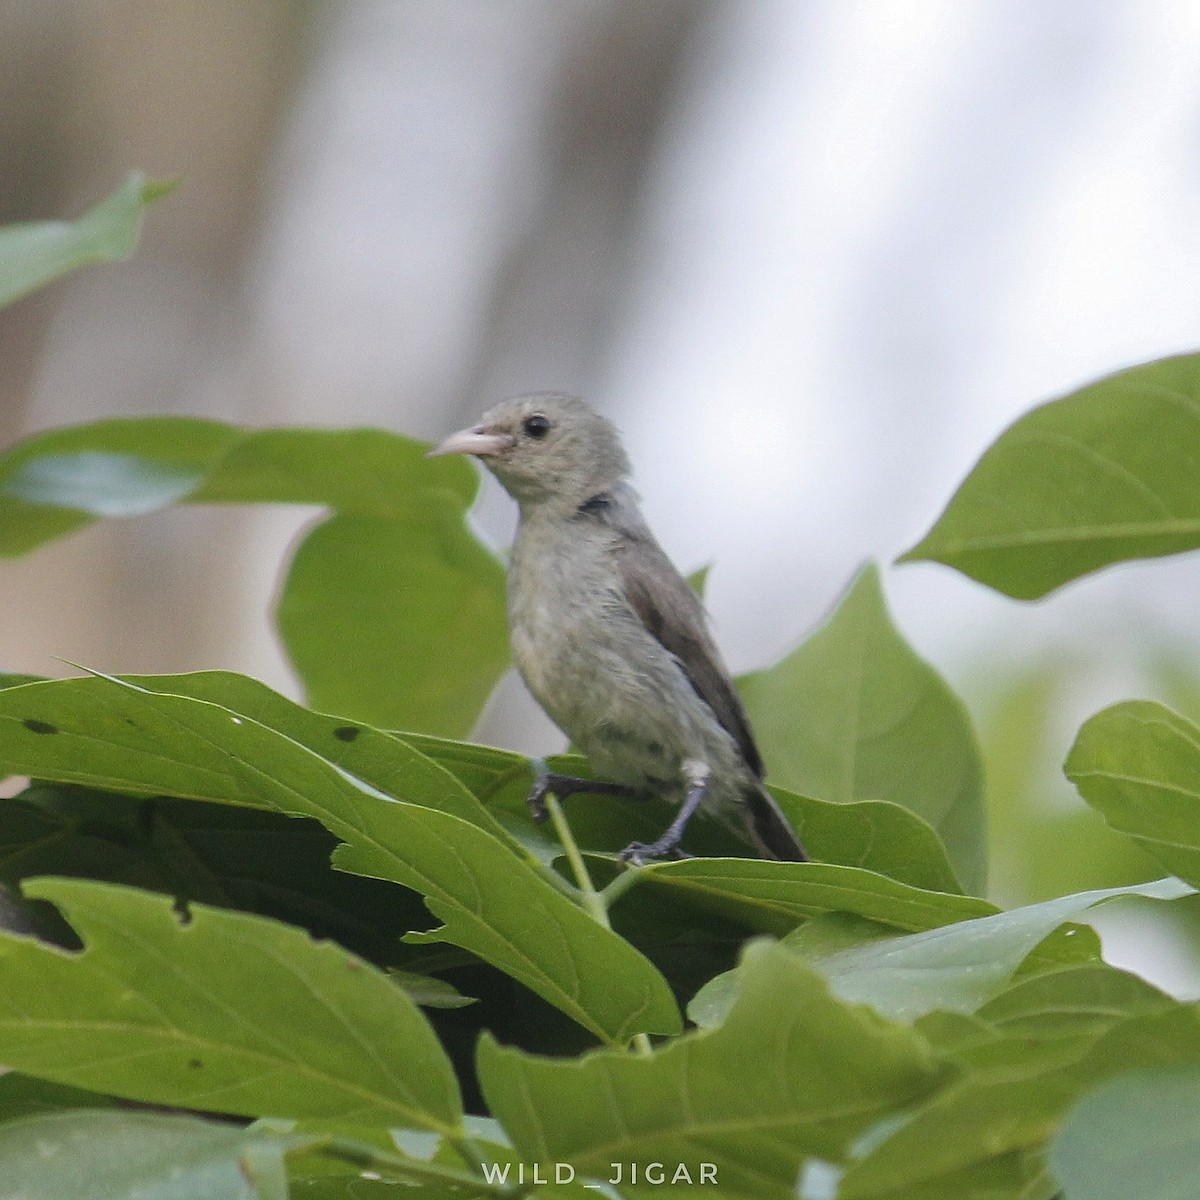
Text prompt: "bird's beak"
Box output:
[[426, 425, 511, 458]]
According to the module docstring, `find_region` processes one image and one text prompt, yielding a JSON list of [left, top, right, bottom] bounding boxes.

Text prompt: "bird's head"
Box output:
[[427, 393, 631, 508]]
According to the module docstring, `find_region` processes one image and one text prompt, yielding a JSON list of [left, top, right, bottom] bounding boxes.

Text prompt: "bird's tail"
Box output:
[[743, 782, 808, 861]]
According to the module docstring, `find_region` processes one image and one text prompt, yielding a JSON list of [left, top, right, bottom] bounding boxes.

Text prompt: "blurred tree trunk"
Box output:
[[1, 0, 312, 680], [0, 0, 707, 727], [0, 4, 74, 444]]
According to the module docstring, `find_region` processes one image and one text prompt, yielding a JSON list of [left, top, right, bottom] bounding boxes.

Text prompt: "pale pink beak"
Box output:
[[426, 425, 511, 458]]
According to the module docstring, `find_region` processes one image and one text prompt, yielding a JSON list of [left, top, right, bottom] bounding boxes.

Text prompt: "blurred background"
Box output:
[[3, 1, 1200, 933]]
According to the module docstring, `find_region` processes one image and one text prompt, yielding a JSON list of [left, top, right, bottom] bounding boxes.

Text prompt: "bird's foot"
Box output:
[[618, 773, 708, 865], [618, 838, 693, 867], [526, 769, 638, 824], [526, 775, 552, 824]]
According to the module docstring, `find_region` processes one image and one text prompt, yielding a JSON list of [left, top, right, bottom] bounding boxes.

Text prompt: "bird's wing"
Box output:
[[609, 513, 765, 779]]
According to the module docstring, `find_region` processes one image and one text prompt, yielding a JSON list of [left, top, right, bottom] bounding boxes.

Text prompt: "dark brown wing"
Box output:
[[613, 531, 765, 779]]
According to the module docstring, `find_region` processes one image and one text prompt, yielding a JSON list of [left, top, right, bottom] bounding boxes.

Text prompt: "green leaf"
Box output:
[[0, 419, 233, 555], [125, 669, 515, 846], [689, 879, 1186, 1031], [1050, 1064, 1200, 1200], [838, 1003, 1200, 1200], [0, 421, 478, 539], [0, 672, 497, 837], [0, 672, 47, 691], [0, 1075, 115, 1123], [780, 877, 1189, 1023], [0, 674, 681, 1044], [478, 942, 950, 1200], [285, 1116, 524, 1197], [387, 969, 476, 1010], [630, 854, 995, 942], [396, 732, 528, 800], [277, 511, 508, 734], [288, 1177, 475, 1200], [0, 420, 505, 734], [369, 805, 682, 1043], [0, 172, 174, 309], [900, 352, 1200, 598], [5, 451, 204, 517], [0, 877, 462, 1129], [739, 565, 986, 895], [977, 963, 1177, 1038], [0, 1109, 310, 1200], [774, 789, 965, 895], [836, 1150, 1053, 1200], [1066, 700, 1200, 885]]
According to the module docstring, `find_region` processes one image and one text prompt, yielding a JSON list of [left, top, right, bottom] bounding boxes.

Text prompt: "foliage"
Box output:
[[2, 186, 1200, 1198], [899, 353, 1200, 598], [739, 564, 986, 895], [0, 172, 175, 309]]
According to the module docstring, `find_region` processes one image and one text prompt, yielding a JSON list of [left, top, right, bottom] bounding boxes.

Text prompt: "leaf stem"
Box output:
[[599, 863, 645, 908], [543, 792, 655, 1057], [543, 793, 611, 930]]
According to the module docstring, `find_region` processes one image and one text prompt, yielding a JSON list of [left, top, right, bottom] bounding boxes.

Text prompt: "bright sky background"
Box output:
[[542, 0, 1200, 783], [228, 2, 1200, 764], [603, 0, 1200, 662]]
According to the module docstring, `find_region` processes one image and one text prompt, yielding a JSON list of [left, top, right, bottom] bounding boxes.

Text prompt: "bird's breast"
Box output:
[[506, 520, 710, 793], [507, 530, 616, 708]]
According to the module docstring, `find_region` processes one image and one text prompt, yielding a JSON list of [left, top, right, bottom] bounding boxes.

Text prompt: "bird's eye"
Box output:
[[523, 414, 551, 439]]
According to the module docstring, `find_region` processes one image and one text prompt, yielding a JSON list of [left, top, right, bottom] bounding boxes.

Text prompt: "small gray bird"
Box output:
[[428, 394, 807, 865]]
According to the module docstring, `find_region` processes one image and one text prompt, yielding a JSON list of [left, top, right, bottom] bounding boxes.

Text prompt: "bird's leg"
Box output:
[[619, 761, 709, 866], [527, 766, 639, 824]]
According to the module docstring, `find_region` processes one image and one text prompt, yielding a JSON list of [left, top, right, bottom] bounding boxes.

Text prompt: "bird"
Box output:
[[427, 393, 807, 866]]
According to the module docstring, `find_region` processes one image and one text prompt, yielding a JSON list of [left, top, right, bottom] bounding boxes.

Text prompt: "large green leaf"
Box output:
[[773, 789, 965, 895], [0, 877, 462, 1129], [977, 962, 1177, 1039], [125, 669, 514, 846], [277, 512, 507, 737], [1050, 1064, 1200, 1200], [689, 878, 1187, 1029], [0, 1109, 313, 1200], [0, 421, 505, 734], [0, 673, 681, 1043], [397, 732, 528, 799], [0, 172, 174, 310], [0, 672, 495, 835], [0, 422, 478, 550], [780, 877, 1188, 1023], [478, 942, 949, 1200], [901, 353, 1200, 599], [1066, 700, 1200, 886], [739, 565, 986, 895], [837, 1003, 1200, 1200], [630, 858, 994, 939]]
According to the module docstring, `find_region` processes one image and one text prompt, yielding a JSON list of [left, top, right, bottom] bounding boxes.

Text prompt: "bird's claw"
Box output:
[[526, 778, 551, 824], [618, 839, 692, 867], [526, 769, 639, 825]]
